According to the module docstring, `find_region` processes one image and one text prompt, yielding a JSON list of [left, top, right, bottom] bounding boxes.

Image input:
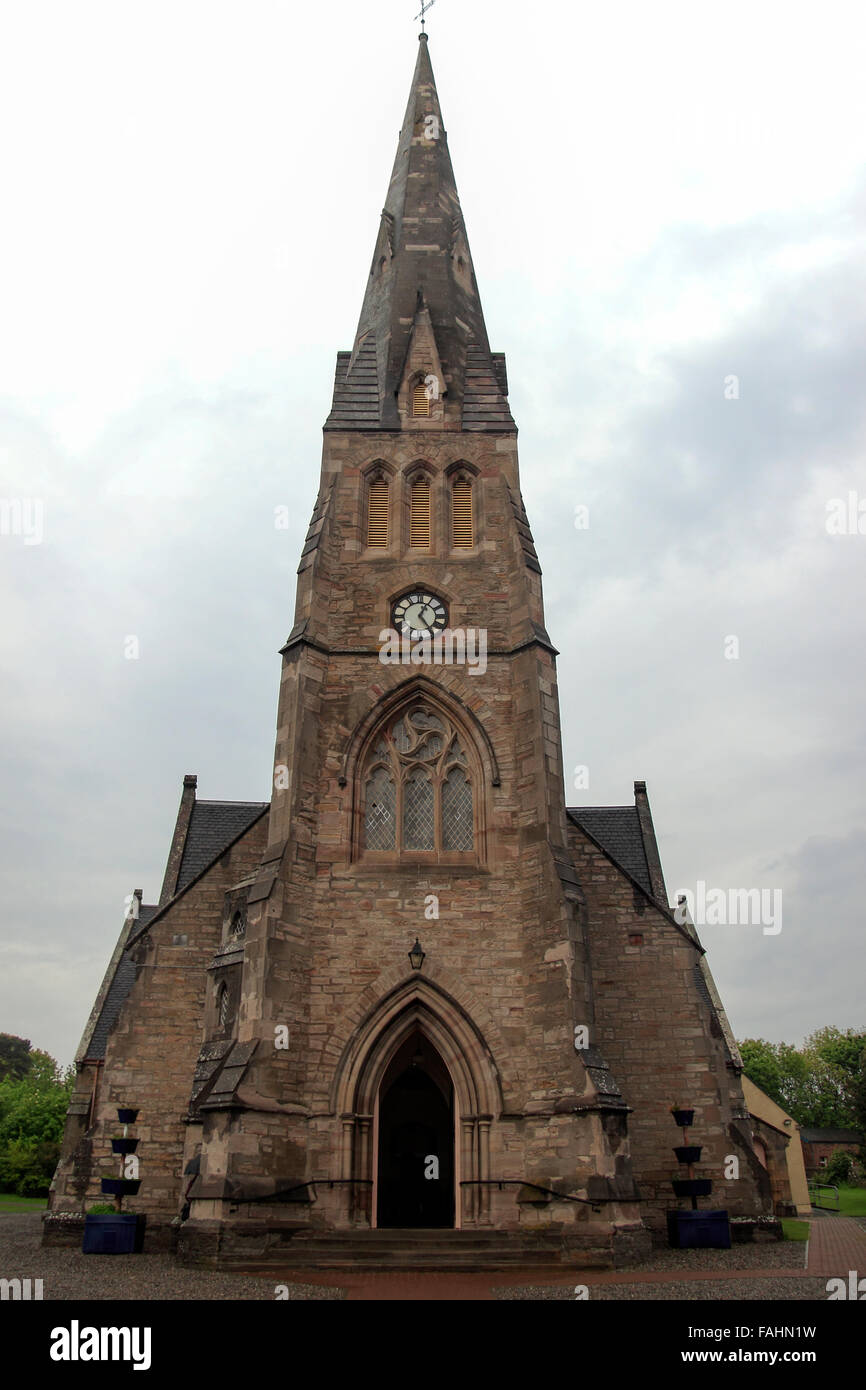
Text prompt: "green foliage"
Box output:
[[0, 1139, 59, 1196], [0, 1041, 73, 1196], [87, 1203, 117, 1215], [0, 1034, 32, 1082], [825, 1150, 855, 1185], [739, 1028, 866, 1131]]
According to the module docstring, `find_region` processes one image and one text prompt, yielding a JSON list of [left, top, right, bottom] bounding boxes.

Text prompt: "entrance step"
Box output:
[[241, 1228, 617, 1272]]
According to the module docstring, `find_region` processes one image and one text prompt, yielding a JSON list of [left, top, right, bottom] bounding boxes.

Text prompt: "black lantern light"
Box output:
[[408, 938, 426, 971]]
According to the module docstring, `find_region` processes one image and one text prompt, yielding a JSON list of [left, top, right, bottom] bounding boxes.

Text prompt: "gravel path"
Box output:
[[494, 1277, 829, 1301], [623, 1241, 806, 1273], [0, 1214, 345, 1301]]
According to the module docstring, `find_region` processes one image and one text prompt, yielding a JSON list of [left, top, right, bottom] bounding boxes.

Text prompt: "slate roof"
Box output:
[[567, 805, 653, 897], [176, 801, 269, 893], [85, 905, 158, 1061], [84, 801, 267, 1060]]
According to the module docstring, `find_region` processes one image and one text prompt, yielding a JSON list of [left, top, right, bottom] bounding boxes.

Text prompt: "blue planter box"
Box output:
[[82, 1214, 145, 1254], [667, 1209, 731, 1249]]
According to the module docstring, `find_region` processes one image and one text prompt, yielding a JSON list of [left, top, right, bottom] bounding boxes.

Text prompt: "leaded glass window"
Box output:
[[365, 766, 396, 849], [404, 769, 435, 849], [361, 704, 476, 856], [442, 767, 473, 850]]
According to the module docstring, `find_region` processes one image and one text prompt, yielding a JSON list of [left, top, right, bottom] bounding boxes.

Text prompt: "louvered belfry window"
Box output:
[[361, 706, 475, 856], [451, 477, 474, 548], [409, 475, 431, 548], [367, 475, 389, 548], [412, 382, 431, 417]]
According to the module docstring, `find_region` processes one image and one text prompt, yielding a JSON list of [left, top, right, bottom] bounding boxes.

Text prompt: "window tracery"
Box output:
[[362, 706, 475, 856]]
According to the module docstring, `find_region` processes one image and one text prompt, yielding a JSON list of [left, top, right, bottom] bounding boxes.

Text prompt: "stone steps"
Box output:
[[243, 1229, 614, 1272]]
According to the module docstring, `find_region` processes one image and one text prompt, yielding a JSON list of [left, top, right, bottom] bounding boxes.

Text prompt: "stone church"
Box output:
[[48, 33, 769, 1267]]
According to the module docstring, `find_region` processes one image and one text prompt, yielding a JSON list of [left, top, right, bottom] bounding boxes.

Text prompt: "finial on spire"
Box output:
[[415, 0, 436, 36]]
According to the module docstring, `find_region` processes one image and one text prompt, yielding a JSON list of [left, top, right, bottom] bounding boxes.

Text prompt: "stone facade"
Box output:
[[47, 33, 767, 1267]]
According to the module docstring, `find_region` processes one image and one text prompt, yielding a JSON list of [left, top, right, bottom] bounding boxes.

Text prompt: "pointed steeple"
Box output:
[[325, 34, 514, 433]]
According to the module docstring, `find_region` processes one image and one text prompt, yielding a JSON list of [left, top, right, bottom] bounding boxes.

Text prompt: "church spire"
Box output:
[[325, 34, 514, 433]]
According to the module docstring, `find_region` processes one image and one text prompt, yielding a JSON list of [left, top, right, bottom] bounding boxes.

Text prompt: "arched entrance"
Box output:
[[331, 977, 503, 1228], [377, 1031, 454, 1228]]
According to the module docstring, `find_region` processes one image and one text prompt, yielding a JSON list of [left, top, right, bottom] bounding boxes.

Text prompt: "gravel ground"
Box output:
[[494, 1278, 829, 1301], [0, 1211, 825, 1303], [622, 1241, 806, 1273], [0, 1214, 345, 1301]]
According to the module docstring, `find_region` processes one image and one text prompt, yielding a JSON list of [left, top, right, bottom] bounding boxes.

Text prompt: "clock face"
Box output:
[[393, 591, 448, 639]]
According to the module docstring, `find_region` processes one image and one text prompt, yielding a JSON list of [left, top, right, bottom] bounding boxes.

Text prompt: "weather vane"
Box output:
[[415, 0, 436, 32]]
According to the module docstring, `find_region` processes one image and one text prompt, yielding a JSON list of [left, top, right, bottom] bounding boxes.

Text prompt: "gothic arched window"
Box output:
[[231, 911, 246, 941], [361, 706, 476, 857], [217, 983, 230, 1029]]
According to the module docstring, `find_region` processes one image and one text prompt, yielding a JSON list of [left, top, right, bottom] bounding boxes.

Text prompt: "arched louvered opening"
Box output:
[[367, 475, 390, 548], [412, 382, 431, 417], [409, 475, 431, 549], [451, 477, 474, 549]]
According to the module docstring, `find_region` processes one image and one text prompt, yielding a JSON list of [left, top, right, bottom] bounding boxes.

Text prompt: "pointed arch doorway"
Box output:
[[376, 1030, 455, 1229]]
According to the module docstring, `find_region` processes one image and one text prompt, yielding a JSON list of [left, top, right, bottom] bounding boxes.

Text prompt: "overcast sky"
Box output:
[[1, 0, 864, 1068]]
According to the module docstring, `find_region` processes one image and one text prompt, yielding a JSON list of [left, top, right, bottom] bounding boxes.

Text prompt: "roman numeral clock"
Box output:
[[393, 591, 448, 641]]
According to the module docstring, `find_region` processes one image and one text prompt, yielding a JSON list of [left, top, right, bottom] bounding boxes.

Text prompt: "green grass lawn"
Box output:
[[781, 1219, 810, 1241], [0, 1193, 48, 1212], [809, 1184, 866, 1216]]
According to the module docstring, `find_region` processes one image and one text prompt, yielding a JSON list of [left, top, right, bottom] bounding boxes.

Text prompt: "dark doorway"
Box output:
[[377, 1037, 455, 1229]]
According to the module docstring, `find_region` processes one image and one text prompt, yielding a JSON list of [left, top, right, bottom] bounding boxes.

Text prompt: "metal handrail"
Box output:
[[808, 1180, 840, 1211], [459, 1178, 602, 1209], [228, 1178, 374, 1206]]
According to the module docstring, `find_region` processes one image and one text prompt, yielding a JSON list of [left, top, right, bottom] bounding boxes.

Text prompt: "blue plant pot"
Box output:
[[82, 1213, 145, 1254], [667, 1209, 731, 1249], [100, 1178, 141, 1197], [110, 1138, 139, 1155]]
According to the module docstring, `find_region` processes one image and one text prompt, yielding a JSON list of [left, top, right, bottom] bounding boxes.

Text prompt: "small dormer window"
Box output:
[[412, 382, 431, 417]]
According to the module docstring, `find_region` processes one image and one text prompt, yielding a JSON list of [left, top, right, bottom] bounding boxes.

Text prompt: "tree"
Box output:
[[739, 1031, 866, 1130], [0, 1041, 73, 1197], [0, 1034, 33, 1082]]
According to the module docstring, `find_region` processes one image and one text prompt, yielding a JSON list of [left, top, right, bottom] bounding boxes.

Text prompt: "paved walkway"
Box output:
[[806, 1217, 866, 1278]]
